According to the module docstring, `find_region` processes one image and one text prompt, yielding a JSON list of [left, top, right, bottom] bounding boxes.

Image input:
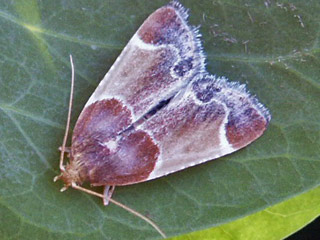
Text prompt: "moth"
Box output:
[[54, 1, 270, 236]]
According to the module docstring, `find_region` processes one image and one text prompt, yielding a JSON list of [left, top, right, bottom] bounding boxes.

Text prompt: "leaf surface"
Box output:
[[0, 0, 319, 239], [171, 186, 320, 240]]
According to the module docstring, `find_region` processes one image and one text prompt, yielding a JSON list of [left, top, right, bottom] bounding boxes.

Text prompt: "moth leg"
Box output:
[[70, 183, 166, 238], [103, 185, 116, 206]]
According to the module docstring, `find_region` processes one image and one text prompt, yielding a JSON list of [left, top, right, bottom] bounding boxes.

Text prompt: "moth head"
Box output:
[[53, 162, 82, 191]]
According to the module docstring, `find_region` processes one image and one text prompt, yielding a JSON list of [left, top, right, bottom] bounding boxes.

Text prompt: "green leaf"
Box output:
[[171, 186, 320, 240], [0, 0, 319, 239]]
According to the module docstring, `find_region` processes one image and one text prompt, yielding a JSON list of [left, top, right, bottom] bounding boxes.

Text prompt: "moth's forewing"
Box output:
[[84, 2, 204, 121], [140, 76, 270, 180]]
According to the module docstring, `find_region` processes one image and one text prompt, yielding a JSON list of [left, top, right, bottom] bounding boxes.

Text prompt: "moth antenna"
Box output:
[[59, 54, 75, 171], [71, 183, 167, 238]]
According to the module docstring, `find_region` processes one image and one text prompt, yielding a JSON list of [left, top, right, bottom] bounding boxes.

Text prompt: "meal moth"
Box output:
[[54, 1, 270, 237]]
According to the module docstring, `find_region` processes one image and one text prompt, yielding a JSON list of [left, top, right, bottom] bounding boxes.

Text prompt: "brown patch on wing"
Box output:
[[71, 99, 159, 186], [138, 7, 181, 44], [226, 108, 268, 149], [73, 99, 131, 142], [88, 130, 159, 185]]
